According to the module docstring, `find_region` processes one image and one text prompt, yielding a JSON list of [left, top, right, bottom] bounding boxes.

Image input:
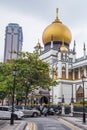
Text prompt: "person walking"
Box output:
[[42, 106, 48, 116]]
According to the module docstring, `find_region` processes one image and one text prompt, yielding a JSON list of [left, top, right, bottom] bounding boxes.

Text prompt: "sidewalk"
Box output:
[[0, 120, 27, 130], [58, 115, 87, 130]]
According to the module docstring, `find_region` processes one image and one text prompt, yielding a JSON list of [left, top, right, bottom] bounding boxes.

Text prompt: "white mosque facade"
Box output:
[[35, 9, 87, 104]]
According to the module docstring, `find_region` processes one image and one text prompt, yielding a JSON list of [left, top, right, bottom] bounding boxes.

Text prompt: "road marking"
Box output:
[[33, 123, 36, 130], [58, 118, 81, 130], [29, 122, 37, 130], [29, 122, 33, 130]]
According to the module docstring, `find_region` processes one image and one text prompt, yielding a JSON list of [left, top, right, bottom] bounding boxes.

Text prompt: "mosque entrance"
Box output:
[[76, 86, 83, 102], [40, 96, 49, 104]]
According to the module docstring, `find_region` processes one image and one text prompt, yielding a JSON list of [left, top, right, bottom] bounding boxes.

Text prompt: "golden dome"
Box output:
[[60, 40, 68, 51], [42, 8, 72, 44]]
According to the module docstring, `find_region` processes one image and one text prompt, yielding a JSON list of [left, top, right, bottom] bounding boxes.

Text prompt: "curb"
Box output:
[[15, 121, 27, 130], [61, 117, 87, 130], [49, 116, 86, 130]]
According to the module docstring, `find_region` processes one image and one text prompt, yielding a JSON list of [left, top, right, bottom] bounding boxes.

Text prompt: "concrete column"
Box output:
[[58, 52, 62, 78], [84, 51, 86, 59], [58, 83, 62, 103], [61, 94, 65, 115], [72, 70, 75, 80], [66, 63, 68, 79], [51, 40, 53, 48], [73, 53, 76, 62], [62, 103, 65, 115], [78, 68, 80, 79], [58, 62, 62, 78], [70, 103, 74, 116], [84, 66, 86, 76]]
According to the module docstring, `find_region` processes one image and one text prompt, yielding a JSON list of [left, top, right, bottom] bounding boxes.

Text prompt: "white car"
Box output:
[[0, 106, 24, 119], [16, 106, 41, 117]]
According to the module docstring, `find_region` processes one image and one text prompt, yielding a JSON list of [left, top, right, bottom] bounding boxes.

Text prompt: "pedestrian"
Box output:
[[42, 106, 48, 116], [39, 104, 43, 115]]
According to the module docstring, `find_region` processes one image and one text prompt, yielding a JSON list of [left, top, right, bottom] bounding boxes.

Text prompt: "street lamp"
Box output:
[[61, 95, 65, 115], [70, 84, 74, 116], [82, 74, 86, 123], [71, 84, 74, 103], [62, 94, 65, 103], [10, 66, 17, 125]]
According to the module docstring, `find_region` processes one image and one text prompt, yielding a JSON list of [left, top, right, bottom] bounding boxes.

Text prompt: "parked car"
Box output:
[[15, 106, 41, 117], [47, 107, 55, 115], [0, 106, 24, 120], [47, 105, 62, 115]]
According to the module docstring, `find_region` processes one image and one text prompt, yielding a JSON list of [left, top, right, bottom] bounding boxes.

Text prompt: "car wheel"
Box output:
[[33, 112, 38, 117]]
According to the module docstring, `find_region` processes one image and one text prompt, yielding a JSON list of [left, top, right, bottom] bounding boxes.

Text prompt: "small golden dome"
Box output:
[[60, 40, 68, 51], [42, 8, 72, 44]]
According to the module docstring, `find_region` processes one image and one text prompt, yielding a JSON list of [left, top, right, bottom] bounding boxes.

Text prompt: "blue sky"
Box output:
[[0, 0, 87, 61]]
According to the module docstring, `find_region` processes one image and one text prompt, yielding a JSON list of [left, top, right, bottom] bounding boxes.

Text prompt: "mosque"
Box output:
[[34, 8, 87, 105]]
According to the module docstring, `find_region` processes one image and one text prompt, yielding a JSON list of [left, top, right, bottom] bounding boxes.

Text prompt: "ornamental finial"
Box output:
[[56, 8, 58, 20]]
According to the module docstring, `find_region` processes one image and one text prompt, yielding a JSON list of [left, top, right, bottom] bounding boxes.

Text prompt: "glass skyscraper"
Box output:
[[4, 23, 23, 62]]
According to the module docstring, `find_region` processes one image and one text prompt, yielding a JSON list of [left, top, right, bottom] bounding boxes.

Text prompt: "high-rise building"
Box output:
[[4, 23, 23, 62]]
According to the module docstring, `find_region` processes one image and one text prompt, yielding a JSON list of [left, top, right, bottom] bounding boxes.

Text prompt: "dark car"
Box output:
[[47, 107, 55, 115], [47, 105, 62, 115]]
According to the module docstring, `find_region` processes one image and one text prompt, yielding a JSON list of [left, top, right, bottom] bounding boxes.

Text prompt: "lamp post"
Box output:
[[71, 84, 74, 103], [82, 74, 86, 123], [10, 66, 17, 125], [61, 94, 65, 115], [70, 84, 74, 116]]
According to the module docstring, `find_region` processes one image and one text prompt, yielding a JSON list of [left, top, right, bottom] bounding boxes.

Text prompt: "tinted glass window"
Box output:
[[16, 106, 23, 109], [0, 107, 2, 110], [2, 107, 9, 111]]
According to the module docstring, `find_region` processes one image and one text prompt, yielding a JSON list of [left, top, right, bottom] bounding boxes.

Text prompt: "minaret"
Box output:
[[73, 40, 76, 62], [58, 47, 62, 79], [34, 40, 43, 54], [60, 39, 69, 79], [73, 40, 76, 52], [83, 42, 86, 59], [83, 43, 86, 77]]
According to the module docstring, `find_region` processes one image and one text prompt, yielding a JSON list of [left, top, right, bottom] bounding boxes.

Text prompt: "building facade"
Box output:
[[35, 9, 87, 104], [4, 23, 23, 62]]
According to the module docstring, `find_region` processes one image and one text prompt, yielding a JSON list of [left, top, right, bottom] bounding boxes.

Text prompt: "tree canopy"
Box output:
[[0, 52, 57, 105]]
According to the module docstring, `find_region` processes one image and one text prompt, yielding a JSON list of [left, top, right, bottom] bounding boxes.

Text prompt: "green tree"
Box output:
[[0, 52, 57, 105]]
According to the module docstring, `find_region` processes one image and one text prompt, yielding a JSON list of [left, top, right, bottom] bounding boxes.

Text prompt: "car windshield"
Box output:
[[15, 106, 32, 110], [8, 107, 18, 111]]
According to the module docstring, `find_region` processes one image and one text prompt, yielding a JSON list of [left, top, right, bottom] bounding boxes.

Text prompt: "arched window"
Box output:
[[76, 86, 83, 102]]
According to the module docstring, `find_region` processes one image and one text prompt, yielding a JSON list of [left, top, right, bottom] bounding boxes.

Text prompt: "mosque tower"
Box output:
[[40, 8, 74, 80], [36, 8, 74, 104]]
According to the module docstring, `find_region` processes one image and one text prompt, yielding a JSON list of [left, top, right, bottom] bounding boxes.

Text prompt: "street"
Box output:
[[0, 120, 7, 129], [24, 116, 72, 130], [0, 116, 86, 130]]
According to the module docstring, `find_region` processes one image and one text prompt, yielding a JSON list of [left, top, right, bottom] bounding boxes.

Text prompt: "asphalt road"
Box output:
[[24, 116, 72, 130], [0, 120, 7, 129]]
